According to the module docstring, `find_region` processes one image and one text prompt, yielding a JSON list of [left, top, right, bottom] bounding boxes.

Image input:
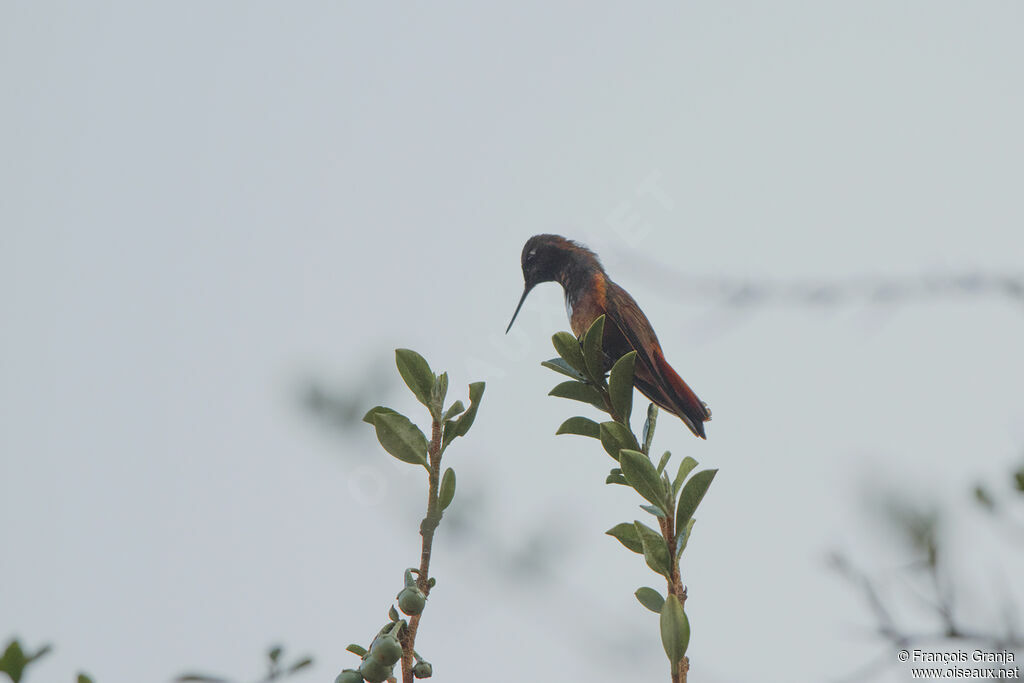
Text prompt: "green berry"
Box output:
[[369, 633, 403, 666], [335, 670, 363, 683], [397, 587, 427, 616], [412, 661, 433, 678], [359, 655, 392, 683]]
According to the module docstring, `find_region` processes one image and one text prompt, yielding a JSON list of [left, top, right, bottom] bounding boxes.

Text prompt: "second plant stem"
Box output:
[[400, 417, 443, 683]]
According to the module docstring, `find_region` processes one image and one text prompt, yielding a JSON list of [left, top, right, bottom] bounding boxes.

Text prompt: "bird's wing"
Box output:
[[604, 280, 709, 438]]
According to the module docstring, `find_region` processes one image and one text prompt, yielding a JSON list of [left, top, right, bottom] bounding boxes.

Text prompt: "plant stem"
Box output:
[[400, 418, 443, 683], [660, 498, 688, 683]]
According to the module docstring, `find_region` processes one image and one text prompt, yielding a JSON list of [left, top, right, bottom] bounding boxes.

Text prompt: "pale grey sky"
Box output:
[[2, 3, 1023, 682]]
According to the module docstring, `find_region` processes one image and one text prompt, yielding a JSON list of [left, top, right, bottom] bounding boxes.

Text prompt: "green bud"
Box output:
[[369, 633, 403, 666], [359, 654, 392, 683], [412, 660, 433, 678], [335, 670, 364, 683], [397, 586, 427, 616]]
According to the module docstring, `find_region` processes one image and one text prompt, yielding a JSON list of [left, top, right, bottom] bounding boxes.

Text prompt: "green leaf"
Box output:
[[541, 358, 588, 382], [455, 381, 485, 436], [395, 349, 435, 409], [551, 331, 587, 373], [635, 587, 666, 614], [0, 640, 27, 683], [676, 517, 696, 558], [606, 473, 628, 485], [441, 419, 457, 451], [555, 416, 601, 439], [433, 371, 449, 406], [606, 522, 643, 553], [582, 315, 607, 384], [656, 450, 672, 474], [660, 594, 690, 666], [362, 405, 399, 425], [77, 674, 95, 683], [1014, 466, 1024, 492], [672, 456, 698, 497], [599, 421, 638, 461], [640, 504, 666, 518], [548, 381, 606, 411], [619, 449, 668, 513], [175, 676, 229, 683], [675, 469, 717, 534], [372, 412, 429, 467], [607, 351, 637, 423], [634, 520, 671, 577], [346, 644, 368, 657], [288, 658, 314, 674], [441, 400, 465, 422], [268, 645, 283, 662], [641, 403, 658, 454], [439, 467, 456, 511], [389, 605, 400, 622]]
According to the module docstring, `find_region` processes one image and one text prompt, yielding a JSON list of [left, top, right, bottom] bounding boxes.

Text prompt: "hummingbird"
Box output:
[[506, 234, 711, 439]]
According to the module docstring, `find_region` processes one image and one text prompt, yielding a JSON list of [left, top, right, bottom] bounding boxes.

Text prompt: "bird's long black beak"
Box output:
[[505, 284, 534, 334]]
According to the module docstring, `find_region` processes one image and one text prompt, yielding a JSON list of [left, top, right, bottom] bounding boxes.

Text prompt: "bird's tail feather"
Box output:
[[649, 349, 710, 439]]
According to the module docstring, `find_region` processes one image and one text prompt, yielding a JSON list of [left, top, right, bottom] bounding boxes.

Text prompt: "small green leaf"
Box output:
[[288, 657, 314, 674], [439, 467, 456, 511], [77, 674, 95, 683], [175, 676, 229, 683], [672, 456, 698, 497], [1014, 466, 1024, 492], [0, 640, 27, 683], [634, 520, 671, 577], [541, 358, 589, 381], [635, 587, 666, 613], [454, 381, 485, 437], [619, 449, 668, 513], [362, 405, 399, 425], [433, 371, 449, 407], [583, 315, 607, 384], [641, 403, 658, 454], [656, 450, 672, 474], [606, 473, 628, 485], [268, 645, 283, 662], [395, 349, 435, 409], [549, 381, 606, 411], [441, 419, 457, 451], [441, 400, 465, 422], [675, 469, 717, 534], [389, 605, 400, 622], [660, 594, 690, 665], [640, 504, 666, 518], [599, 421, 638, 460], [346, 644, 368, 657], [606, 522, 643, 553], [555, 416, 601, 439], [608, 351, 637, 423], [552, 331, 587, 373], [676, 517, 696, 558], [372, 412, 429, 467]]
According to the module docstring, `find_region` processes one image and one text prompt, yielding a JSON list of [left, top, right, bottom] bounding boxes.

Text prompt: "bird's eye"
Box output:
[[526, 248, 537, 262]]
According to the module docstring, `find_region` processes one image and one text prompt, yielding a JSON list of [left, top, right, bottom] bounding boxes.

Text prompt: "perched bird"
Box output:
[[506, 234, 711, 438]]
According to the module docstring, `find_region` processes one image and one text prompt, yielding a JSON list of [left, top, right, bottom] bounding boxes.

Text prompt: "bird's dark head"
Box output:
[[506, 234, 599, 333]]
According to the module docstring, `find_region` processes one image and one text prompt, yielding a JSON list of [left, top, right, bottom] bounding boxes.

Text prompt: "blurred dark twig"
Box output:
[[830, 459, 1024, 682], [622, 253, 1024, 311]]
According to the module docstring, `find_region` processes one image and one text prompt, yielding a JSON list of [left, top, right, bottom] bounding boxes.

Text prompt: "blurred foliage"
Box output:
[[0, 639, 93, 683], [831, 455, 1024, 680], [176, 644, 312, 683]]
